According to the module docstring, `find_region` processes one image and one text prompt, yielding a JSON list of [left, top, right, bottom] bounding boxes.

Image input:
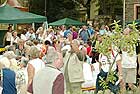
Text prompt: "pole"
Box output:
[[32, 23, 35, 30], [123, 0, 126, 29], [45, 0, 47, 16]]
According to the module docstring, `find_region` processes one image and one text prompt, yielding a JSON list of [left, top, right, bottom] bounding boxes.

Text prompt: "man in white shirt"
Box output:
[[4, 26, 13, 46], [121, 50, 137, 92], [121, 27, 138, 92], [11, 31, 20, 46]]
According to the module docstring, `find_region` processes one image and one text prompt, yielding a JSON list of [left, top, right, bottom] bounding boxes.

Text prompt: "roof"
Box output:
[[49, 18, 85, 26], [0, 4, 47, 23]]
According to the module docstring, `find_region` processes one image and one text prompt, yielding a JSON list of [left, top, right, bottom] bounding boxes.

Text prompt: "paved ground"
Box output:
[[82, 88, 140, 94]]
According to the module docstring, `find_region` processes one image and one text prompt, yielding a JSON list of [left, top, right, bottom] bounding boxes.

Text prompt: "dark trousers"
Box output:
[[5, 41, 10, 46], [95, 69, 119, 94]]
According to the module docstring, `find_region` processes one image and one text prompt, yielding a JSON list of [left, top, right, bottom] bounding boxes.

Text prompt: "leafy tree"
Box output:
[[98, 0, 123, 19], [29, 0, 45, 16], [0, 0, 6, 5], [95, 21, 139, 93], [29, 0, 80, 23], [75, 0, 123, 20]]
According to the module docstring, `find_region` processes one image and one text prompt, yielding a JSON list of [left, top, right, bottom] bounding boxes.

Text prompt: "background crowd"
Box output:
[[0, 23, 140, 94]]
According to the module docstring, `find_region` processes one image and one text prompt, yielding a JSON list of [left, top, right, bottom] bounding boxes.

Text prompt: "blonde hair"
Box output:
[[18, 39, 25, 45]]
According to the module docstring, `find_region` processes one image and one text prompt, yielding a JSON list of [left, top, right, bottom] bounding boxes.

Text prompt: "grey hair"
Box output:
[[29, 46, 40, 58], [46, 47, 59, 64], [3, 51, 16, 59], [72, 39, 80, 46], [0, 56, 10, 69]]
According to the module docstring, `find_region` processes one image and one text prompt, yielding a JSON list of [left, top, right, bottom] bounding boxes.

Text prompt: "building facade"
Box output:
[[125, 0, 140, 22]]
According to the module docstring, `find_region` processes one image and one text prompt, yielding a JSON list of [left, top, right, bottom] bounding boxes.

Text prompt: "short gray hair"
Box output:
[[29, 46, 40, 58], [3, 51, 16, 59], [0, 56, 10, 69], [72, 39, 80, 46], [46, 47, 59, 64]]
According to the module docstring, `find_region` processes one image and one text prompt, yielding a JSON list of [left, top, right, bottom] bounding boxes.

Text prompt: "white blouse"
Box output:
[[28, 58, 45, 73], [99, 50, 121, 72]]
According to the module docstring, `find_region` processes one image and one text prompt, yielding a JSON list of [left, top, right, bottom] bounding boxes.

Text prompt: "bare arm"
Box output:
[[116, 59, 123, 80], [27, 63, 35, 86]]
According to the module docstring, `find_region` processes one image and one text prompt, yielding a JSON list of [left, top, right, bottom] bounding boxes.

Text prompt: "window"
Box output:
[[136, 6, 140, 19], [134, 4, 140, 20]]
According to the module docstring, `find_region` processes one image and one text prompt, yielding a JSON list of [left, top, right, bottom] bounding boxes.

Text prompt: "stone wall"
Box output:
[[125, 0, 140, 22]]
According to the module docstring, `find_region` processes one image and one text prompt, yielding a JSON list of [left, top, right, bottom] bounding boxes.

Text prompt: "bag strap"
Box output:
[[111, 50, 115, 57], [66, 53, 71, 64]]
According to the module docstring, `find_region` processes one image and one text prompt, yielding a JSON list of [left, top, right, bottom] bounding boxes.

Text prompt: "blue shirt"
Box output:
[[64, 29, 72, 38], [80, 30, 90, 43], [88, 28, 94, 35], [2, 68, 17, 94], [99, 29, 107, 35]]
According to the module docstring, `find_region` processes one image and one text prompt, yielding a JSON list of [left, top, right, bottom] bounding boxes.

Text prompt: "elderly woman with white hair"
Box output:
[[0, 56, 17, 94], [3, 51, 18, 71], [3, 51, 28, 94], [27, 46, 45, 92]]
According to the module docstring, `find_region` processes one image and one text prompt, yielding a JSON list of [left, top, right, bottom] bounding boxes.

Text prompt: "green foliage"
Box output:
[[96, 35, 112, 56], [107, 71, 117, 84], [99, 76, 108, 89], [29, 0, 80, 23], [0, 0, 6, 5], [96, 20, 139, 56], [96, 21, 140, 92], [29, 0, 45, 15]]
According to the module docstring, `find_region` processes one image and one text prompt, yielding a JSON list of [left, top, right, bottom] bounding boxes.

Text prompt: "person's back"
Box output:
[[79, 29, 90, 43], [2, 68, 17, 94], [30, 47, 64, 94], [64, 29, 72, 38], [33, 65, 64, 94], [121, 50, 137, 68], [28, 58, 45, 74], [72, 31, 78, 39]]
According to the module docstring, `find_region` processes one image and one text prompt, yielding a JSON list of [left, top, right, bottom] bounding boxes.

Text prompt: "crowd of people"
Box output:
[[0, 23, 139, 94]]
